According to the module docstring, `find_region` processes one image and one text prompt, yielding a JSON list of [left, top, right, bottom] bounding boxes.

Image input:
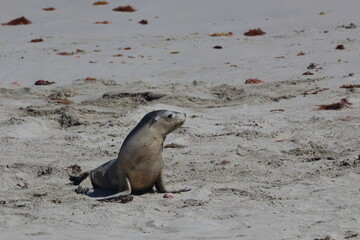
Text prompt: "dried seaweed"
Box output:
[[43, 7, 56, 11], [138, 19, 148, 25], [2, 16, 31, 26], [302, 71, 314, 75], [29, 38, 44, 43], [164, 143, 184, 149], [317, 99, 352, 110], [297, 51, 305, 56], [340, 84, 360, 89], [35, 80, 55, 85], [85, 77, 97, 82], [95, 21, 112, 24], [244, 28, 266, 36], [57, 52, 74, 56], [113, 5, 136, 12], [335, 44, 345, 50], [210, 32, 233, 37], [93, 1, 109, 5], [245, 78, 264, 84]]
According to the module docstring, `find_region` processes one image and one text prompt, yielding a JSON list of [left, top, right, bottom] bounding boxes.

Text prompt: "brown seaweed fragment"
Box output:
[[138, 19, 148, 25], [210, 32, 233, 37], [317, 99, 351, 110], [93, 1, 109, 5], [30, 38, 44, 43], [95, 21, 112, 24], [245, 78, 264, 84], [340, 84, 360, 89], [2, 16, 31, 26], [244, 28, 266, 36], [57, 52, 74, 56], [335, 44, 345, 50], [43, 7, 56, 11], [302, 71, 314, 75], [113, 5, 136, 12], [164, 143, 184, 149], [297, 51, 305, 56], [35, 80, 55, 85]]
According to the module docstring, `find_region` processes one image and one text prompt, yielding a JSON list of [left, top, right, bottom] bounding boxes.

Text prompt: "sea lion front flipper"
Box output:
[[154, 171, 167, 193], [94, 178, 132, 201], [155, 171, 191, 194], [169, 188, 192, 194]]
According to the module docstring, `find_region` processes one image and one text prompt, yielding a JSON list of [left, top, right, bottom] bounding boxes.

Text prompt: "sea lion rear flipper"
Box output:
[[94, 178, 132, 201], [75, 175, 94, 195]]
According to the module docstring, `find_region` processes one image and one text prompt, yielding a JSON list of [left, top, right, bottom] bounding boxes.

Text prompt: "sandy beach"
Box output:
[[1, 1, 360, 239]]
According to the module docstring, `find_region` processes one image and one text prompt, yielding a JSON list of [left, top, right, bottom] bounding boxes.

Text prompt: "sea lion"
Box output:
[[70, 110, 189, 200]]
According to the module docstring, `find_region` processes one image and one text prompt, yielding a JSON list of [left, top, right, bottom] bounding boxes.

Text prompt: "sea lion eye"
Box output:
[[167, 114, 173, 118]]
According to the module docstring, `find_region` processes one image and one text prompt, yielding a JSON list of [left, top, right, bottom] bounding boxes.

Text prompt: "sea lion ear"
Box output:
[[149, 116, 160, 128]]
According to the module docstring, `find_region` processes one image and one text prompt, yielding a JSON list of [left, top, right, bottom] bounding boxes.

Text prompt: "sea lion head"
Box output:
[[124, 110, 186, 144], [147, 110, 186, 136], [143, 109, 185, 132]]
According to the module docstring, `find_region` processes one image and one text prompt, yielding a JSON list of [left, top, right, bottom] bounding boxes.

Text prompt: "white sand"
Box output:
[[1, 0, 360, 239]]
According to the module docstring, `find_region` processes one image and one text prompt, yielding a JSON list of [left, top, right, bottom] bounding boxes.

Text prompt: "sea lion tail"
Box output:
[[69, 171, 90, 185]]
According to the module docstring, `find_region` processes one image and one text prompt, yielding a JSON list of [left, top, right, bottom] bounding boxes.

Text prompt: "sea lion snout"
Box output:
[[175, 111, 186, 123], [172, 111, 186, 128]]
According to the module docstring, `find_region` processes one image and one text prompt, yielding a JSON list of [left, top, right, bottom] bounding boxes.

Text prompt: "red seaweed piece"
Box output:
[[245, 78, 264, 84], [138, 19, 148, 25], [76, 49, 85, 54], [297, 51, 305, 56], [57, 52, 74, 56], [163, 194, 174, 199], [244, 28, 266, 36], [85, 77, 97, 82], [2, 16, 31, 26]]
